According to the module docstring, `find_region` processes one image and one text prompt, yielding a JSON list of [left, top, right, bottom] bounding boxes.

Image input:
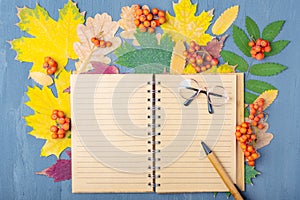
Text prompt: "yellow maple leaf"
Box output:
[[217, 63, 236, 73], [254, 89, 278, 110], [170, 41, 186, 74], [212, 5, 239, 35], [183, 64, 197, 74], [11, 1, 84, 75], [161, 0, 213, 46], [25, 69, 71, 158]]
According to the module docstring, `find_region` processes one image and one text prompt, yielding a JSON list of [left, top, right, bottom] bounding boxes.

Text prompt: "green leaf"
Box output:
[[262, 20, 285, 42], [68, 134, 71, 139], [225, 192, 231, 199], [159, 34, 175, 52], [245, 165, 260, 185], [114, 42, 136, 57], [250, 63, 287, 76], [115, 48, 172, 73], [246, 79, 277, 94], [246, 16, 260, 40], [220, 50, 248, 72], [265, 40, 290, 57], [213, 192, 217, 198], [245, 91, 258, 104], [232, 25, 251, 57], [244, 107, 249, 117], [134, 30, 159, 49]]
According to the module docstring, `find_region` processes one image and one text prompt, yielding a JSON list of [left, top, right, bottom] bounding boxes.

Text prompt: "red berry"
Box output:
[[248, 41, 255, 47], [62, 123, 70, 131], [51, 114, 58, 120], [57, 111, 65, 118], [211, 58, 219, 66], [152, 8, 159, 15], [255, 53, 265, 60], [57, 117, 65, 125], [50, 125, 58, 132], [51, 133, 58, 139]]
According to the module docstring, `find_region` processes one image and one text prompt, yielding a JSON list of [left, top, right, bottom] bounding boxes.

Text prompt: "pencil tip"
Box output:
[[201, 141, 212, 155]]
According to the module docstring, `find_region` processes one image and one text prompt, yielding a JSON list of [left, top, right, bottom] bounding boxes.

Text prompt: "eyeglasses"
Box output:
[[178, 79, 229, 114]]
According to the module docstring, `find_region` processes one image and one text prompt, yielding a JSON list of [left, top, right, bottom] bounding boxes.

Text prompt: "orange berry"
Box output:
[[254, 45, 261, 52], [144, 20, 150, 27], [146, 13, 153, 21], [248, 41, 255, 47], [252, 121, 258, 127], [136, 9, 143, 16], [195, 66, 201, 73], [65, 118, 70, 123], [150, 20, 157, 28], [158, 10, 165, 17], [143, 9, 150, 15], [50, 125, 58, 132], [94, 39, 100, 47], [248, 160, 255, 166], [58, 128, 65, 135], [134, 19, 140, 26], [57, 117, 66, 125], [139, 15, 146, 22], [256, 53, 265, 60], [158, 16, 166, 24], [152, 8, 159, 15], [253, 104, 259, 110], [254, 116, 260, 122], [260, 40, 268, 47], [258, 106, 264, 112], [91, 37, 97, 43], [51, 133, 58, 139], [155, 19, 160, 26], [264, 46, 271, 52], [258, 123, 264, 130], [58, 134, 65, 139], [52, 110, 58, 115], [105, 41, 112, 48], [249, 104, 254, 109], [62, 123, 70, 131], [250, 109, 256, 115], [148, 27, 155, 33], [240, 127, 247, 134], [57, 111, 65, 118], [246, 134, 251, 139], [139, 24, 146, 32], [250, 50, 257, 55], [256, 38, 262, 46], [49, 66, 57, 73], [251, 152, 259, 160], [48, 59, 57, 68], [236, 125, 241, 131], [240, 143, 247, 150], [247, 145, 254, 153], [251, 134, 257, 140], [99, 40, 106, 48], [258, 113, 264, 119], [247, 128, 253, 135], [236, 131, 242, 137], [244, 151, 251, 157], [257, 101, 264, 107], [247, 156, 254, 161], [51, 114, 58, 120], [211, 58, 219, 66], [249, 114, 255, 120], [44, 56, 51, 63], [241, 122, 248, 128], [47, 68, 55, 75]]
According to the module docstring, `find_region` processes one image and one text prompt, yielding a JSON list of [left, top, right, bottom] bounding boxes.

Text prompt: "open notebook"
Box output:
[[71, 74, 244, 193]]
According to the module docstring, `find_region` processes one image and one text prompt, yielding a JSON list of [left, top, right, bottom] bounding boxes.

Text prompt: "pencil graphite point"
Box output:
[[201, 141, 212, 155]]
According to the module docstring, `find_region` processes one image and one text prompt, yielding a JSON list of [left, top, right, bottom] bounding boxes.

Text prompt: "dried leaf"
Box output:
[[25, 69, 71, 158], [11, 1, 84, 75], [29, 72, 53, 86], [212, 5, 239, 35], [119, 5, 136, 39], [217, 63, 236, 73], [204, 35, 228, 58], [170, 41, 186, 74], [36, 150, 71, 182], [256, 128, 274, 150], [83, 62, 119, 74], [254, 89, 278, 110], [161, 0, 213, 46], [74, 13, 121, 73]]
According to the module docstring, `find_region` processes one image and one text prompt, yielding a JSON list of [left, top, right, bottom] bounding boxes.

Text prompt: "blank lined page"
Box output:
[[155, 74, 237, 193], [71, 74, 153, 193]]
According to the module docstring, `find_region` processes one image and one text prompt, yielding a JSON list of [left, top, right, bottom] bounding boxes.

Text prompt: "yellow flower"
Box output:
[[25, 70, 71, 158]]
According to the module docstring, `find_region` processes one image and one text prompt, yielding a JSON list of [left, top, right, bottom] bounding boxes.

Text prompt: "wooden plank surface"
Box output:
[[1, 0, 300, 199]]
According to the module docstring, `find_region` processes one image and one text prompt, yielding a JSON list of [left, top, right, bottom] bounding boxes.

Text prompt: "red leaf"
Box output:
[[84, 61, 119, 74], [36, 150, 71, 182], [203, 35, 228, 58]]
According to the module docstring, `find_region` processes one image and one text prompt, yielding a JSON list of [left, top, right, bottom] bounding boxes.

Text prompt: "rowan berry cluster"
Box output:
[[183, 41, 219, 73], [91, 37, 112, 48], [133, 5, 166, 33], [43, 57, 58, 75], [235, 98, 266, 166], [50, 110, 70, 139], [248, 38, 272, 60]]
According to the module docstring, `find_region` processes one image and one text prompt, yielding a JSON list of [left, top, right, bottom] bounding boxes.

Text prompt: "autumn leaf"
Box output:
[[217, 63, 236, 73], [74, 13, 121, 73], [11, 1, 84, 76], [203, 35, 228, 58], [36, 150, 71, 182], [170, 41, 186, 74], [29, 72, 54, 86], [25, 69, 71, 158], [255, 121, 274, 150], [183, 64, 197, 74], [253, 89, 278, 110], [161, 0, 213, 46], [119, 5, 136, 39], [82, 62, 119, 74], [212, 5, 239, 35]]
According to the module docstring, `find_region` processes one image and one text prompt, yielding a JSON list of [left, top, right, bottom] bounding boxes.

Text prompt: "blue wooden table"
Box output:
[[1, 0, 299, 199]]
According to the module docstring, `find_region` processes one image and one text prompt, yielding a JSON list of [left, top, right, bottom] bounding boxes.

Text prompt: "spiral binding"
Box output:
[[147, 77, 161, 189]]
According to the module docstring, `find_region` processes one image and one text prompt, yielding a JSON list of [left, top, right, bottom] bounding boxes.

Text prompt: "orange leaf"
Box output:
[[254, 89, 278, 110]]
